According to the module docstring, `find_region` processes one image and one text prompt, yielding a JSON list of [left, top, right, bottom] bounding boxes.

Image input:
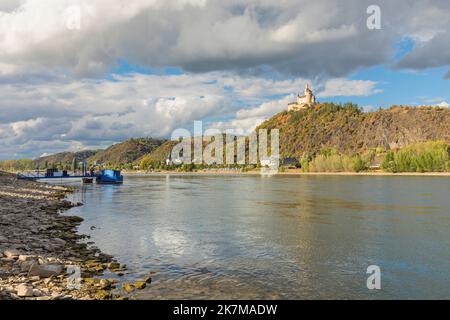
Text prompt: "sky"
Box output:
[[0, 0, 449, 159]]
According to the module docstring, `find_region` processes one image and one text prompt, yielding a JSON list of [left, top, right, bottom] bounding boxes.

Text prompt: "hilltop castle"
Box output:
[[288, 84, 316, 111]]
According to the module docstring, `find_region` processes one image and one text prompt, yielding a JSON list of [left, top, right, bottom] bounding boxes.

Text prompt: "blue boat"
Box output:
[[96, 170, 124, 184]]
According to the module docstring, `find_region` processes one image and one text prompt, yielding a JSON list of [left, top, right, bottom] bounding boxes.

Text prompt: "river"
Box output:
[[66, 174, 450, 299]]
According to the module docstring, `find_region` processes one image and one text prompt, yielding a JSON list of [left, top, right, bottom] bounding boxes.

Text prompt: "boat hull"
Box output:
[[96, 177, 123, 184], [95, 169, 124, 184]]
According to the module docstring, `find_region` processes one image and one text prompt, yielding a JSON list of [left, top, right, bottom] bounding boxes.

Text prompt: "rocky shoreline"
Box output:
[[0, 171, 141, 300]]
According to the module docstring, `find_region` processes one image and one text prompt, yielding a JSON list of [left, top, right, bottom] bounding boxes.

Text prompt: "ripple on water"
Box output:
[[64, 175, 450, 299]]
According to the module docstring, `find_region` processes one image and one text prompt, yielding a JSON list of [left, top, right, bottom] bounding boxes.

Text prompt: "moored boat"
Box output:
[[96, 170, 124, 184], [82, 177, 94, 184]]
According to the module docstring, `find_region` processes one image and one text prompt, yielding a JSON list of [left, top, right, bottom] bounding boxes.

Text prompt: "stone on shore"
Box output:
[[52, 238, 67, 247], [144, 275, 152, 284], [134, 281, 146, 290], [20, 260, 35, 272], [3, 249, 21, 259], [122, 283, 135, 293], [95, 290, 111, 300], [0, 172, 116, 300], [107, 262, 121, 270], [16, 284, 34, 297], [18, 255, 36, 262], [28, 263, 65, 278]]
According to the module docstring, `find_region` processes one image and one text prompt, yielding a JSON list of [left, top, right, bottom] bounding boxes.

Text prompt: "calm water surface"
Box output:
[[66, 174, 450, 299]]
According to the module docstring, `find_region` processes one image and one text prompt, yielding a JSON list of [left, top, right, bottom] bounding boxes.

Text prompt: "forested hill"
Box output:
[[87, 138, 165, 166], [37, 150, 99, 166], [257, 104, 450, 159]]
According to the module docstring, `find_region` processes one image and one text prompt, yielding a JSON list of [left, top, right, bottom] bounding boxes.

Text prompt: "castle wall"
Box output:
[[288, 85, 316, 111]]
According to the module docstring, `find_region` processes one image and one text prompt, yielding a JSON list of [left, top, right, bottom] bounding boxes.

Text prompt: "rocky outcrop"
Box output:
[[258, 105, 450, 158]]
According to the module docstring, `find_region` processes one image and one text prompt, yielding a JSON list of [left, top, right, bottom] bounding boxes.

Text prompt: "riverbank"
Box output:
[[124, 169, 450, 176], [0, 171, 131, 300]]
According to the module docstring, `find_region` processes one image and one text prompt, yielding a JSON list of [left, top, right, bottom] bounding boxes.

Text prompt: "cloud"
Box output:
[[0, 71, 380, 158], [392, 1, 450, 77], [317, 78, 381, 97], [207, 77, 381, 133], [361, 105, 377, 112], [1, 0, 449, 159], [209, 95, 293, 134], [0, 0, 24, 12], [396, 30, 450, 74], [1, 1, 449, 80], [2, 0, 447, 79], [436, 101, 449, 108]]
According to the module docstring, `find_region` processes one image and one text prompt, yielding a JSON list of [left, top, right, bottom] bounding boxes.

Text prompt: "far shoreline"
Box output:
[[122, 170, 450, 177]]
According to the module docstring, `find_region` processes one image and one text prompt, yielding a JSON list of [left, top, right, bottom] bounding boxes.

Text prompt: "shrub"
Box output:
[[0, 159, 36, 172], [300, 153, 312, 172], [382, 141, 449, 172], [308, 154, 369, 172], [351, 155, 369, 172]]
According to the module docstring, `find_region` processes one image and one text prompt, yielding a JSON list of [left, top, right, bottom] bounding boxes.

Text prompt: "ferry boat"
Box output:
[[96, 170, 124, 184]]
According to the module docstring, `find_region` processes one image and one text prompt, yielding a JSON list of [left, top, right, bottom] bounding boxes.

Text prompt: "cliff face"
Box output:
[[258, 105, 450, 158]]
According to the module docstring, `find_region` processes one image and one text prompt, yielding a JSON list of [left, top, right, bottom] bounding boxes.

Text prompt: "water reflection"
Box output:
[[67, 175, 450, 299]]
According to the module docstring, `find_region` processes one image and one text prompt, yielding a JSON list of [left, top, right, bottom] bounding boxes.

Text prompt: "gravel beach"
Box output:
[[0, 171, 130, 300]]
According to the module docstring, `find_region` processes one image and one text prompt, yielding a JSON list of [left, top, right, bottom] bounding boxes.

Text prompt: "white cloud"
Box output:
[[0, 0, 24, 13], [1, 0, 447, 79], [436, 101, 449, 108], [1, 0, 449, 159], [0, 71, 381, 158], [209, 95, 293, 134], [361, 105, 377, 112], [317, 78, 381, 98]]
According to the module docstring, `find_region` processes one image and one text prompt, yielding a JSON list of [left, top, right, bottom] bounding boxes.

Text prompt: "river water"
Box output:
[[66, 174, 450, 299]]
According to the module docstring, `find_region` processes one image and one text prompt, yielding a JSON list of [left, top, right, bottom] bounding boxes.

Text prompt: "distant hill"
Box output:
[[88, 138, 165, 166], [36, 150, 99, 166], [137, 105, 450, 169], [258, 104, 450, 159], [139, 140, 178, 167], [14, 105, 449, 172]]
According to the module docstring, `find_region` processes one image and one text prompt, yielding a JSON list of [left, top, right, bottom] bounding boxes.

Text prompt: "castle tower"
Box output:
[[304, 84, 315, 104], [289, 84, 316, 111]]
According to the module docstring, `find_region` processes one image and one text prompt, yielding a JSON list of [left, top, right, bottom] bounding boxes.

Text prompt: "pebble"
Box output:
[[28, 263, 65, 278], [18, 255, 36, 262], [122, 283, 135, 293], [52, 238, 67, 247], [20, 260, 34, 272], [32, 289, 42, 297], [3, 249, 20, 259], [144, 276, 152, 284], [95, 290, 111, 300], [0, 173, 117, 300], [51, 292, 63, 300], [107, 262, 120, 270], [16, 284, 34, 297], [134, 281, 146, 290]]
